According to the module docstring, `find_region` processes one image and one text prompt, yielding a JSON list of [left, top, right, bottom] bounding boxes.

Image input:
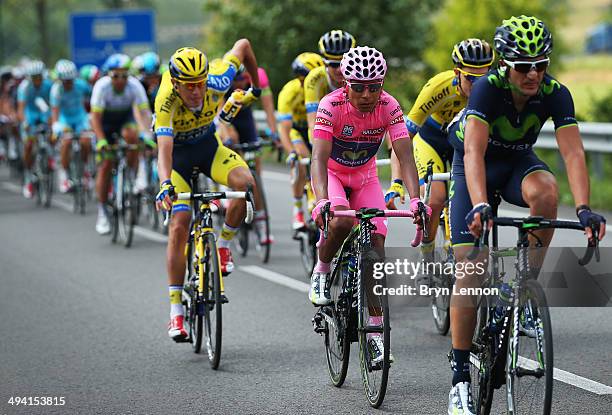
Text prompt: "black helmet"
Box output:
[[318, 30, 356, 61], [452, 39, 495, 68], [494, 15, 553, 60]]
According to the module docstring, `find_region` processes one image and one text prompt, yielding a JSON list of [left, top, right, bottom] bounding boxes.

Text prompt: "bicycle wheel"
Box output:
[[431, 219, 452, 335], [236, 223, 249, 257], [203, 233, 223, 369], [300, 226, 317, 278], [118, 166, 136, 248], [506, 279, 553, 415], [252, 172, 271, 263], [185, 235, 203, 353], [72, 154, 86, 215], [323, 254, 351, 386], [357, 248, 390, 408], [470, 295, 495, 415]]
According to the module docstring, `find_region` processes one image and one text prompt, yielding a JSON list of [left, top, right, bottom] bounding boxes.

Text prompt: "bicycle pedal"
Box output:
[[174, 336, 192, 344], [312, 311, 326, 335], [220, 294, 229, 304]]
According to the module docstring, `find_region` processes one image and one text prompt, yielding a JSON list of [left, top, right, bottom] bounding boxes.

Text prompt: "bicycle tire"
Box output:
[[506, 279, 553, 415], [470, 294, 495, 415], [357, 248, 390, 408], [252, 172, 271, 263], [324, 254, 351, 386], [203, 232, 223, 370], [118, 166, 135, 248], [431, 218, 452, 335], [185, 236, 203, 353], [300, 227, 317, 278], [237, 223, 249, 257]]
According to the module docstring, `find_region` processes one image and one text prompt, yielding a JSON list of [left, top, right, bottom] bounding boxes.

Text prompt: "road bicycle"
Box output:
[[32, 124, 54, 208], [64, 130, 94, 215], [167, 168, 254, 369], [313, 203, 424, 408], [421, 166, 453, 335], [227, 139, 274, 263], [467, 194, 600, 414]]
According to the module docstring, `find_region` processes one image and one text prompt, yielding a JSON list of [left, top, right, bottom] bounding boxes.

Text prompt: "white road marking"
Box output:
[[3, 181, 169, 244], [240, 265, 309, 293]]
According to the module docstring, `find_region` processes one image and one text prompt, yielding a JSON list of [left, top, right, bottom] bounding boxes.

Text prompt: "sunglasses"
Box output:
[[347, 82, 383, 93], [456, 67, 486, 83], [504, 58, 550, 74], [178, 80, 206, 90], [325, 61, 341, 68], [110, 72, 128, 80]]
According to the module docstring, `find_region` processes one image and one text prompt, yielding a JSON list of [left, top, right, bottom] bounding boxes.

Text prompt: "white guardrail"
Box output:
[[254, 110, 612, 153]]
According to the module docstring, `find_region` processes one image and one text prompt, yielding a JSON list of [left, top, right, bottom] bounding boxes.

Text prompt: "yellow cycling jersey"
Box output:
[[303, 65, 335, 114], [405, 70, 466, 135], [154, 53, 241, 145], [277, 78, 307, 129]]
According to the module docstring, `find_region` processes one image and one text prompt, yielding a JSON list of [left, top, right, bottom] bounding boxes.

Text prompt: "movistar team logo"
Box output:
[[540, 78, 561, 95], [342, 125, 354, 136], [342, 149, 368, 160], [490, 114, 541, 142]]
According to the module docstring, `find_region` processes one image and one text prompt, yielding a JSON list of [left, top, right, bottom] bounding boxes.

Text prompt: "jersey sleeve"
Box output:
[[276, 82, 294, 122], [129, 77, 150, 110], [207, 57, 238, 95], [16, 82, 27, 103], [89, 78, 106, 113], [386, 96, 409, 142], [153, 72, 175, 139], [303, 70, 319, 114], [549, 82, 577, 130], [464, 76, 498, 125], [49, 82, 61, 107], [312, 95, 335, 138], [405, 73, 446, 134]]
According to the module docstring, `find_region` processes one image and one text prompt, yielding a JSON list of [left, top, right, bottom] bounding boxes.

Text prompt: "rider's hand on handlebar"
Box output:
[[577, 206, 606, 241], [156, 179, 176, 211], [312, 198, 330, 229], [96, 138, 109, 152], [241, 87, 261, 107], [285, 150, 298, 166], [409, 197, 431, 228], [466, 202, 493, 238], [385, 179, 405, 210]]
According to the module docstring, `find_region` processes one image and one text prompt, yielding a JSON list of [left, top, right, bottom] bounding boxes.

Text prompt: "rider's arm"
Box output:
[[311, 135, 332, 201], [277, 83, 295, 154], [17, 100, 25, 124], [389, 130, 415, 181], [227, 39, 260, 88], [130, 77, 153, 135], [49, 83, 60, 125], [90, 79, 107, 141], [261, 94, 277, 135], [556, 125, 589, 207], [464, 116, 489, 206], [157, 136, 173, 184], [391, 137, 420, 199]]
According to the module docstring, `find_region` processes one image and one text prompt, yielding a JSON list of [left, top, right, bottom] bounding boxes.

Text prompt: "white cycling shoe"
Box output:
[[309, 271, 331, 306], [448, 381, 476, 415]]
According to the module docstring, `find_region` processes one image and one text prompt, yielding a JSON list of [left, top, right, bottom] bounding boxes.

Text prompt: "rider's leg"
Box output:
[[292, 138, 310, 228], [122, 126, 139, 169]]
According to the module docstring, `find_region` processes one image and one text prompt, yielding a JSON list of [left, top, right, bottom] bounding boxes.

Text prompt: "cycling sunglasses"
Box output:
[[110, 72, 128, 80], [325, 60, 341, 68], [504, 58, 550, 74], [456, 67, 486, 83], [178, 80, 206, 90], [347, 82, 383, 93]]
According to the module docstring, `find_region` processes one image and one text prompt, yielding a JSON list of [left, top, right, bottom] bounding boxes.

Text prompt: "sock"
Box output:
[[293, 197, 303, 214], [255, 210, 267, 233], [421, 240, 435, 263], [98, 203, 106, 217], [451, 348, 471, 386], [313, 259, 331, 273], [367, 316, 383, 341], [218, 223, 239, 248], [169, 285, 183, 318]]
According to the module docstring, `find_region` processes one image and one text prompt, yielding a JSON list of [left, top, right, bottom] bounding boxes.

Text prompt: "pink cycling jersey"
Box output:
[[312, 88, 409, 236]]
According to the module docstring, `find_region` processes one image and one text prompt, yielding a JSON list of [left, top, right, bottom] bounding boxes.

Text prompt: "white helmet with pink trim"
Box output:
[[340, 46, 387, 82]]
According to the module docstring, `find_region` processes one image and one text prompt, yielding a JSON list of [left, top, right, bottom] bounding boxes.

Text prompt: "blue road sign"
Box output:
[[70, 9, 156, 68]]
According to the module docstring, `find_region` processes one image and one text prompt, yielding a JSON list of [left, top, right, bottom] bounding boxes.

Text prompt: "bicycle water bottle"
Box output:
[[218, 90, 245, 124], [490, 282, 513, 333]]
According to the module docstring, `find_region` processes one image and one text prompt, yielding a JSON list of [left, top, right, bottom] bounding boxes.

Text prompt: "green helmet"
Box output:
[[494, 15, 553, 60]]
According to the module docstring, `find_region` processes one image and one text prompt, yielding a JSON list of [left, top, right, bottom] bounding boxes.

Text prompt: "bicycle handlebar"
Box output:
[[163, 190, 254, 226], [467, 210, 600, 265], [298, 157, 391, 166], [329, 208, 423, 247]]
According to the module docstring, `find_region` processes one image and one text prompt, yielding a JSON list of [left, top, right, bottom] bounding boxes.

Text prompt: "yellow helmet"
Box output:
[[169, 47, 208, 83], [291, 52, 324, 77]]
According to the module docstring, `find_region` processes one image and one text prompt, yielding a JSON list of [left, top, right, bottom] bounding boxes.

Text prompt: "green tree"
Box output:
[[202, 0, 437, 98], [425, 0, 568, 73]]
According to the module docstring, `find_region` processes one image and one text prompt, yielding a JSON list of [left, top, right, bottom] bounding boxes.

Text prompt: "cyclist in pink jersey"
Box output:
[[309, 47, 427, 314]]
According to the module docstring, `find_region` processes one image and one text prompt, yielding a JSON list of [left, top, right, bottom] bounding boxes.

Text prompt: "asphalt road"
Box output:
[[1, 164, 611, 414]]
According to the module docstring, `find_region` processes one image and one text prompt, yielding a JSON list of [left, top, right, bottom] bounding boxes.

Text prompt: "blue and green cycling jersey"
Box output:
[[448, 69, 577, 157], [50, 78, 91, 125]]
